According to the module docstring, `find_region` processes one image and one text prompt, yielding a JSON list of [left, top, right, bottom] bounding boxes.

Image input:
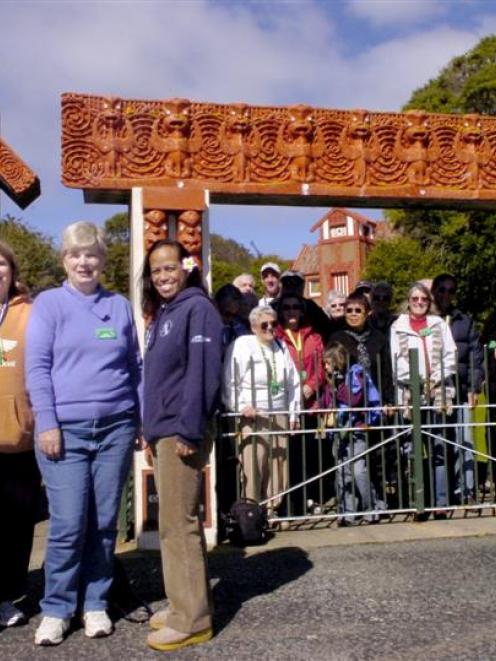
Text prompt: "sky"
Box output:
[[1, 0, 496, 259]]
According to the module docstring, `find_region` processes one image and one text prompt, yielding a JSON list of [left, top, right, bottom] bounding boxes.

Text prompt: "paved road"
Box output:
[[2, 536, 496, 660]]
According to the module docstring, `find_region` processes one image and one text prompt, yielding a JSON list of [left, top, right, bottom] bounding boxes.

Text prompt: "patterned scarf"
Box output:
[[344, 328, 371, 371]]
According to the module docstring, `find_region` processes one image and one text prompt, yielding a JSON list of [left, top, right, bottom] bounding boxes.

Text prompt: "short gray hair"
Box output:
[[61, 221, 107, 257], [249, 304, 276, 327], [327, 289, 346, 304]]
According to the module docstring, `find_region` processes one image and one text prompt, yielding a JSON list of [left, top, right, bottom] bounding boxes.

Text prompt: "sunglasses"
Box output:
[[372, 294, 391, 302], [437, 286, 456, 294], [410, 296, 429, 303], [282, 304, 303, 311], [330, 303, 344, 308], [260, 321, 276, 331], [345, 307, 365, 314]]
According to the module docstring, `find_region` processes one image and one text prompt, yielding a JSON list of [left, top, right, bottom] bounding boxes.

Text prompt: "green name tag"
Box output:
[[419, 328, 432, 337], [489, 340, 496, 350], [96, 328, 117, 340]]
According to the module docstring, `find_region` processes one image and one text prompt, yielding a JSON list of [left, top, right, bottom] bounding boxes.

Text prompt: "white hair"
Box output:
[[249, 304, 276, 327], [61, 221, 107, 257]]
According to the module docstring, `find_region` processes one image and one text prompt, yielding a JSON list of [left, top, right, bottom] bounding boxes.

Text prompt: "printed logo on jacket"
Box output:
[[0, 338, 17, 367]]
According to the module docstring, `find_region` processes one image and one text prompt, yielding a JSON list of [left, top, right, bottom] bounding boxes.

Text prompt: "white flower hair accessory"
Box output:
[[182, 256, 199, 273]]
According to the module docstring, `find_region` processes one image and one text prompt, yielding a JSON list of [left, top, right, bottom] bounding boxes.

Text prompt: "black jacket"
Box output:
[[328, 324, 394, 405], [443, 308, 483, 400]]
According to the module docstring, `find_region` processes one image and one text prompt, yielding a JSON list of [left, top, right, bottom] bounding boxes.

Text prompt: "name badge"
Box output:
[[419, 328, 432, 337], [96, 328, 117, 340]]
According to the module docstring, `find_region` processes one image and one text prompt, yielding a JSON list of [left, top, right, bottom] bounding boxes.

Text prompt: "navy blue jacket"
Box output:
[[443, 308, 483, 399], [143, 287, 223, 447]]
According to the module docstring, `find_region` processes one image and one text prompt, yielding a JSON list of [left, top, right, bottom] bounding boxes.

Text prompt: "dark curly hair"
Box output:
[[141, 239, 204, 318]]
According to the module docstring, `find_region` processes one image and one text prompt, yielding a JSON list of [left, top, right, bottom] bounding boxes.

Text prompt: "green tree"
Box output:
[[102, 212, 130, 295], [0, 214, 64, 293], [376, 35, 496, 321], [363, 236, 443, 309]]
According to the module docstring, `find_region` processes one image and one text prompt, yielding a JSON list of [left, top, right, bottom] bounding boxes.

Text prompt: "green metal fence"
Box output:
[[218, 347, 496, 527]]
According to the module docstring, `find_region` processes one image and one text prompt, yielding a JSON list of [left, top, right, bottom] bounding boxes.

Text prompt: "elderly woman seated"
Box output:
[[223, 305, 300, 513]]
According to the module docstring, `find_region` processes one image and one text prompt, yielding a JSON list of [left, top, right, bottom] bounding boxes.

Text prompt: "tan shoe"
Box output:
[[149, 609, 170, 631], [147, 625, 213, 652]]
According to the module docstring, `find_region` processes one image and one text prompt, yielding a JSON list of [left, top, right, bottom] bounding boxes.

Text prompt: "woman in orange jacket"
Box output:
[[0, 241, 40, 627]]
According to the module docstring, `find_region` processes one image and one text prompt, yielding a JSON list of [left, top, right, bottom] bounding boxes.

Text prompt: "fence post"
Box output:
[[409, 348, 425, 514]]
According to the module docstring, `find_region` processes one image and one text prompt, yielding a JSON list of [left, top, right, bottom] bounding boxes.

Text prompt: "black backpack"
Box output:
[[225, 498, 268, 546]]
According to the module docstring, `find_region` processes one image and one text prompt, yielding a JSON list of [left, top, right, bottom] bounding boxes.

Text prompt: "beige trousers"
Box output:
[[152, 436, 212, 633], [239, 414, 288, 509]]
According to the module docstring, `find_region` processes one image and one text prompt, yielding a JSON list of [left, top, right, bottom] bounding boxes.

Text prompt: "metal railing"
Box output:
[[217, 346, 496, 527]]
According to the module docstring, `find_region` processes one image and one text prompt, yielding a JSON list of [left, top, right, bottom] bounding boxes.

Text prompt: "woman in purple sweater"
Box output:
[[26, 222, 142, 646]]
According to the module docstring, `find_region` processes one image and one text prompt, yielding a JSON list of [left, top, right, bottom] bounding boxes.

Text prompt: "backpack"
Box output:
[[225, 498, 268, 546]]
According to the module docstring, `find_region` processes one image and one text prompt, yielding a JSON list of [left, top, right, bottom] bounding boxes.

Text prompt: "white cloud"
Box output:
[[346, 0, 448, 27], [0, 0, 495, 256]]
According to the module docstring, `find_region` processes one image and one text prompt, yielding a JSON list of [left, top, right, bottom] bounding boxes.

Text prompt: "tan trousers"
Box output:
[[239, 414, 288, 509], [152, 436, 212, 633]]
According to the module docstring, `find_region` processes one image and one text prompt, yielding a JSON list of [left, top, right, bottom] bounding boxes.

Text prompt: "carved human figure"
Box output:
[[395, 110, 431, 186], [91, 96, 135, 178], [177, 210, 202, 266], [277, 104, 324, 182], [455, 114, 490, 190], [144, 209, 168, 251], [340, 109, 377, 186], [150, 98, 201, 178], [219, 103, 260, 182]]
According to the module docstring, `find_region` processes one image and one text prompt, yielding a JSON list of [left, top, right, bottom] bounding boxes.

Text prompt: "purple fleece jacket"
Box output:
[[143, 287, 223, 447], [25, 282, 142, 433]]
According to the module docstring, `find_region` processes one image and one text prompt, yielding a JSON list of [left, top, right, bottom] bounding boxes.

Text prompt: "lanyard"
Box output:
[[259, 341, 280, 395], [0, 301, 7, 328], [286, 329, 307, 381]]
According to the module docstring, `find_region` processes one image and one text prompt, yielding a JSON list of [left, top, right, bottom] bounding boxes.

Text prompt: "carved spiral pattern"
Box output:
[[61, 93, 496, 200], [0, 141, 36, 193]]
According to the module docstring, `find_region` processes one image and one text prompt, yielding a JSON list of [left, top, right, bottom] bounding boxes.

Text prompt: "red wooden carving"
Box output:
[[61, 93, 496, 206], [0, 138, 40, 209], [144, 209, 168, 251]]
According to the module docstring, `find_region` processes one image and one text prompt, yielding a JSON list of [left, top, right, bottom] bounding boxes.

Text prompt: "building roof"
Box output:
[[0, 137, 40, 209], [310, 207, 376, 233], [292, 243, 319, 275]]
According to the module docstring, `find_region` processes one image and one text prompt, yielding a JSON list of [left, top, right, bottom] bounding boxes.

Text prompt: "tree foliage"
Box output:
[[101, 212, 130, 295], [370, 36, 496, 321], [0, 215, 64, 294]]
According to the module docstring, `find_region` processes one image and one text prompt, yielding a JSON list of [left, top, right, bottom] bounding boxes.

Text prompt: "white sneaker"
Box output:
[[0, 601, 26, 627], [83, 610, 113, 638], [34, 616, 70, 645]]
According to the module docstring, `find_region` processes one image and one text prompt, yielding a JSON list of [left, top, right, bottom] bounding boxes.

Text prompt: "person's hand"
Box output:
[[175, 439, 197, 457], [37, 428, 62, 459], [240, 405, 257, 418], [468, 392, 479, 409], [144, 445, 154, 467], [302, 384, 313, 400], [135, 433, 148, 451], [290, 419, 300, 432], [382, 405, 395, 417]]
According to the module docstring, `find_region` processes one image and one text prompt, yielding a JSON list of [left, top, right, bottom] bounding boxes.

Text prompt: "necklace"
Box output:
[[259, 340, 280, 396], [286, 329, 307, 381]]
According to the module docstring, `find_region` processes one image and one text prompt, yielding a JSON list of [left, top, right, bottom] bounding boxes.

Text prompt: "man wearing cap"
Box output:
[[353, 280, 373, 303], [369, 281, 397, 338], [274, 270, 333, 343], [259, 262, 281, 306]]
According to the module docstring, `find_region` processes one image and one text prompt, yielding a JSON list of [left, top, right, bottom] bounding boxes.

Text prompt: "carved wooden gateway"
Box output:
[[62, 93, 496, 209], [0, 137, 40, 209]]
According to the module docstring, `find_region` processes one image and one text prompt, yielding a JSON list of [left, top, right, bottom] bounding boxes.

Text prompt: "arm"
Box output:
[[175, 302, 223, 448], [125, 302, 143, 421], [25, 295, 62, 458]]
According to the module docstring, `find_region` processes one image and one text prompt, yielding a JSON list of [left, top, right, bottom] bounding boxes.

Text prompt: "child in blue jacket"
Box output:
[[322, 341, 381, 525]]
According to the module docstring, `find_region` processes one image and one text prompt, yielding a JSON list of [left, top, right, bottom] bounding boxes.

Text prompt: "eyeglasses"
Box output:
[[372, 295, 391, 302], [410, 296, 429, 303], [436, 286, 456, 294], [330, 303, 344, 308], [282, 304, 303, 311], [345, 307, 365, 314], [260, 321, 276, 331]]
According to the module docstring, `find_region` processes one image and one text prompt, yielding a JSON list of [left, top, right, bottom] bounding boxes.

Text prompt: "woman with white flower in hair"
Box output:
[[141, 239, 223, 652]]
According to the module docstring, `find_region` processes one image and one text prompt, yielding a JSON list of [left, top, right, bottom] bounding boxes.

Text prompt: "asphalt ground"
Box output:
[[2, 530, 496, 660]]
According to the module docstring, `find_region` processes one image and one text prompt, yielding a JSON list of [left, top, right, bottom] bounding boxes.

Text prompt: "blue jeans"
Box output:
[[35, 409, 137, 619]]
